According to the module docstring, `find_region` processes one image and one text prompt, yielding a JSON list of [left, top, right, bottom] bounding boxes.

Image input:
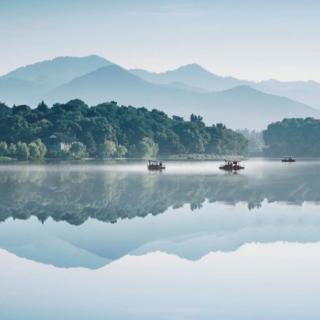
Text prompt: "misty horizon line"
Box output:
[[2, 54, 319, 84]]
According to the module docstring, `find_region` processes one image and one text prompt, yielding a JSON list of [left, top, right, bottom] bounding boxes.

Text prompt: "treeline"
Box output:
[[0, 140, 47, 160], [263, 118, 320, 156], [0, 99, 248, 159], [0, 139, 87, 160]]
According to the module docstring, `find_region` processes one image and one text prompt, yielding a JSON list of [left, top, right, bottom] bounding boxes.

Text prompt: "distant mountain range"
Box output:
[[131, 64, 244, 92], [0, 55, 111, 105], [132, 64, 320, 109], [4, 55, 111, 87], [1, 55, 320, 129]]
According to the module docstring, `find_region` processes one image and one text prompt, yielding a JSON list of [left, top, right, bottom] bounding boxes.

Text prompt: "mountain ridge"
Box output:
[[47, 64, 319, 129], [1, 55, 319, 129], [3, 55, 111, 84], [132, 63, 320, 108]]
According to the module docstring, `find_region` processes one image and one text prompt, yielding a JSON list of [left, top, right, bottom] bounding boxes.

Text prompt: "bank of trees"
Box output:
[[0, 139, 47, 160], [0, 99, 248, 159], [263, 118, 320, 156]]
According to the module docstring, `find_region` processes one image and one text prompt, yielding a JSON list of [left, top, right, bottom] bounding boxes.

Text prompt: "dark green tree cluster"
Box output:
[[263, 118, 320, 156], [0, 100, 248, 158]]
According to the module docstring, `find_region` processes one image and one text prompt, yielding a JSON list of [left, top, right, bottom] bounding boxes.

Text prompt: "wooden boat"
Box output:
[[219, 160, 244, 171], [281, 157, 296, 163], [147, 160, 166, 171]]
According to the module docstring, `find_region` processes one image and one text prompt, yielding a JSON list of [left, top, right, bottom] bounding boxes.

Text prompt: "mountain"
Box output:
[[132, 64, 320, 109], [131, 63, 248, 91], [48, 65, 319, 129], [47, 64, 162, 104], [203, 85, 319, 128], [0, 77, 42, 106], [0, 55, 112, 105], [255, 79, 320, 109], [3, 55, 111, 87], [1, 56, 319, 129], [163, 81, 208, 93]]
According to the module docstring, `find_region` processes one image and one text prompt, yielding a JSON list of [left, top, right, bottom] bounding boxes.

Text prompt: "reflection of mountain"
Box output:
[[2, 204, 320, 269], [1, 161, 320, 225], [2, 161, 320, 268], [0, 222, 109, 269], [2, 243, 319, 320]]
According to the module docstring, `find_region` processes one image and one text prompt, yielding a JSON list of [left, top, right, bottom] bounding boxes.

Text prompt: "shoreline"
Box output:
[[0, 156, 320, 165]]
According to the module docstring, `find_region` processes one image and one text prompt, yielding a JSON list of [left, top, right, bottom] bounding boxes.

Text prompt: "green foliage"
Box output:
[[36, 101, 49, 113], [27, 139, 47, 160], [28, 142, 41, 160], [116, 145, 128, 158], [137, 137, 159, 158], [69, 141, 87, 159], [263, 118, 320, 156], [190, 114, 203, 122], [206, 124, 248, 155], [34, 139, 47, 159], [8, 143, 17, 157], [16, 142, 29, 160], [97, 140, 117, 158], [0, 142, 8, 156], [0, 99, 248, 158]]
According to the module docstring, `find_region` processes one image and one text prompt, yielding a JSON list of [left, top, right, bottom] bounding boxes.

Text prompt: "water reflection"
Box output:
[[1, 243, 320, 320], [0, 160, 320, 225], [1, 160, 320, 268], [1, 161, 320, 319]]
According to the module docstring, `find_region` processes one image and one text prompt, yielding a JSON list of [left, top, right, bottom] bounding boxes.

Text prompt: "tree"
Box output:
[[8, 143, 17, 157], [0, 142, 8, 156], [16, 142, 29, 160], [28, 142, 41, 160], [34, 139, 47, 159], [135, 137, 159, 158], [263, 118, 320, 157], [69, 141, 87, 159], [0, 103, 11, 117], [80, 132, 96, 156], [190, 114, 203, 122], [116, 145, 128, 158], [12, 105, 31, 116], [0, 99, 248, 159], [97, 140, 117, 158], [36, 101, 49, 113]]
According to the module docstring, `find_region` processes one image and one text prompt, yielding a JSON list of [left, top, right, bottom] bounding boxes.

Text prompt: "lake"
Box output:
[[1, 159, 320, 319]]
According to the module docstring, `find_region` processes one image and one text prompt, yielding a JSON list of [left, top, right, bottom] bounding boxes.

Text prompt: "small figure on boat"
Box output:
[[281, 157, 296, 163], [147, 160, 166, 171], [219, 160, 244, 171]]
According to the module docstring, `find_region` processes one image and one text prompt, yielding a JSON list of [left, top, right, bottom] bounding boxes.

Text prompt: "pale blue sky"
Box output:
[[0, 0, 319, 81]]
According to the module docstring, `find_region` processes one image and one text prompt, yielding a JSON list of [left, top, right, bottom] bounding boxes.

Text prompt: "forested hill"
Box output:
[[263, 118, 320, 156], [0, 99, 247, 160]]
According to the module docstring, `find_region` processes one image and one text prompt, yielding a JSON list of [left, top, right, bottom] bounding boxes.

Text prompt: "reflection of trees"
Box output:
[[0, 165, 320, 225]]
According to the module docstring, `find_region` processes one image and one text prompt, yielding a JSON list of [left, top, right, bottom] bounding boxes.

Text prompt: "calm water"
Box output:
[[1, 159, 320, 319]]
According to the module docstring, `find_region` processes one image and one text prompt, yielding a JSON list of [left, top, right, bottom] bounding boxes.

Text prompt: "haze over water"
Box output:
[[1, 159, 320, 319]]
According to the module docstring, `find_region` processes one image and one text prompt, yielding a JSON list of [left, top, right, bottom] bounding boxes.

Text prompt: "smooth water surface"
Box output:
[[1, 159, 320, 319]]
